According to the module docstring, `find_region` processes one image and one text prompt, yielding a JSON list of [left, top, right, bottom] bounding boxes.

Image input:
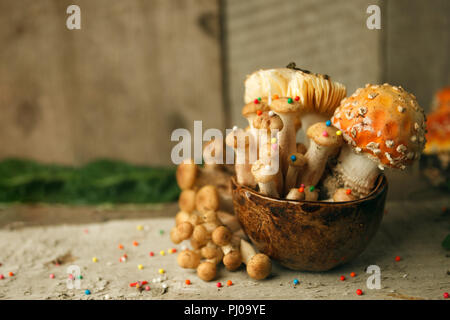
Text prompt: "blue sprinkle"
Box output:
[[293, 279, 299, 285], [326, 120, 331, 126], [290, 155, 297, 162], [85, 289, 91, 295]]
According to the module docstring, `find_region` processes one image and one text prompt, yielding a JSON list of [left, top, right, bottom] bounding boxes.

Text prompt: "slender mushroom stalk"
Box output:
[[240, 239, 272, 280], [284, 153, 307, 194], [329, 84, 426, 198], [225, 128, 257, 187], [285, 188, 305, 200], [202, 138, 225, 171], [298, 122, 343, 188], [332, 188, 357, 202], [269, 98, 302, 176], [251, 159, 280, 198], [178, 189, 196, 213]]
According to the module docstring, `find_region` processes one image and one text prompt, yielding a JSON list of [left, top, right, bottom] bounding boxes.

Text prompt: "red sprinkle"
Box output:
[[345, 189, 352, 195], [49, 274, 55, 279], [395, 256, 401, 262], [256, 110, 262, 116], [350, 272, 356, 277], [149, 251, 154, 257], [185, 279, 191, 285], [356, 289, 363, 296], [322, 131, 329, 137], [118, 244, 124, 250], [216, 282, 222, 288], [227, 280, 233, 286], [130, 282, 137, 287], [8, 272, 14, 277], [254, 99, 259, 104], [298, 187, 305, 193], [145, 286, 150, 291], [340, 276, 345, 281], [444, 292, 449, 299], [294, 96, 300, 101], [133, 241, 139, 246], [0, 274, 4, 280]]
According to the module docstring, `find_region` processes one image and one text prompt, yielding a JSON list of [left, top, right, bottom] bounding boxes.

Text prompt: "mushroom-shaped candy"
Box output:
[[240, 239, 271, 280], [285, 153, 307, 193], [298, 122, 343, 188], [331, 84, 426, 197]]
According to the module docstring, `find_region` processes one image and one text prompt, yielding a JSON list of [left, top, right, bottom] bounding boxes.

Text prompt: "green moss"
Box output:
[[0, 159, 179, 205]]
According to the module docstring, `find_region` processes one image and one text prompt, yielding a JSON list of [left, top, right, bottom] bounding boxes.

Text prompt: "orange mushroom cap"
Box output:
[[331, 84, 426, 169], [432, 86, 450, 111], [424, 107, 450, 154]]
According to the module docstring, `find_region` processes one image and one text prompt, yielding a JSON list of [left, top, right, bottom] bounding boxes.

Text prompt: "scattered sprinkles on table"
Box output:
[[149, 251, 154, 257], [133, 241, 139, 246], [227, 280, 233, 286], [92, 257, 98, 263], [350, 272, 356, 277], [395, 256, 401, 262], [216, 282, 222, 288], [160, 250, 165, 256], [49, 274, 55, 279], [138, 264, 144, 270], [185, 279, 191, 285], [158, 268, 165, 274], [356, 289, 363, 296], [85, 289, 91, 295], [293, 279, 299, 285], [340, 275, 345, 281]]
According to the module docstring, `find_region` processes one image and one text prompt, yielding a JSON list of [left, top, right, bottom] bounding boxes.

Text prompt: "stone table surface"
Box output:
[[0, 198, 448, 300]]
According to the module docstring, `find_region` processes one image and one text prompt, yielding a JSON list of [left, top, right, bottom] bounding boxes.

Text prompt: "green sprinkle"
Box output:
[[78, 275, 83, 279], [159, 230, 164, 235], [309, 186, 315, 192], [287, 98, 293, 104], [257, 97, 262, 101]]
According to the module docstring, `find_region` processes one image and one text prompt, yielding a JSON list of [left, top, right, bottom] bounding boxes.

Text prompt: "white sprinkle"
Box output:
[[355, 147, 362, 153], [385, 140, 394, 148], [373, 149, 381, 154], [162, 283, 168, 289], [345, 111, 354, 120], [232, 126, 238, 131], [385, 152, 393, 162], [104, 294, 111, 300], [268, 111, 274, 117], [378, 164, 385, 170], [352, 101, 358, 106]]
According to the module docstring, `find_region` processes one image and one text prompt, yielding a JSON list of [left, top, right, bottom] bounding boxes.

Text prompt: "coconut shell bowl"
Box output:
[[231, 175, 388, 271]]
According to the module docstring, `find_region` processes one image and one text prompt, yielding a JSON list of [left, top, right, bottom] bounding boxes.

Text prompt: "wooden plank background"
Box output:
[[0, 0, 224, 166]]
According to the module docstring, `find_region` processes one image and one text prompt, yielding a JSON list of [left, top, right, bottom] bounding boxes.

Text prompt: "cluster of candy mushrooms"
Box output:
[[172, 160, 272, 281], [230, 64, 427, 200]]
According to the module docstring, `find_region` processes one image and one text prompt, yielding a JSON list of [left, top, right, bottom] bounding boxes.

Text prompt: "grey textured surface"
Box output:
[[0, 198, 448, 300]]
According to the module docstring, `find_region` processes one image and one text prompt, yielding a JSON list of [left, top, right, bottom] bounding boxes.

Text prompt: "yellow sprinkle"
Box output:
[[160, 250, 165, 256], [92, 257, 98, 263], [159, 269, 165, 274], [336, 130, 342, 136], [136, 225, 143, 231], [138, 264, 144, 270], [271, 137, 277, 144]]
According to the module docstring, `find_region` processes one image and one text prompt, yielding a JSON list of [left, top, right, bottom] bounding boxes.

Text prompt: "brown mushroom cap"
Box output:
[[197, 261, 217, 281], [178, 189, 196, 213], [176, 159, 198, 190], [252, 112, 284, 131], [212, 226, 232, 247], [286, 152, 307, 167], [331, 84, 426, 169], [332, 188, 357, 202], [176, 221, 194, 240], [177, 250, 201, 269], [251, 159, 278, 184], [307, 122, 343, 148], [170, 227, 183, 244], [195, 185, 220, 214], [270, 97, 301, 114], [175, 211, 191, 226], [242, 98, 271, 117], [201, 211, 219, 224], [192, 224, 210, 245], [223, 251, 242, 271], [246, 253, 272, 280], [187, 213, 202, 226]]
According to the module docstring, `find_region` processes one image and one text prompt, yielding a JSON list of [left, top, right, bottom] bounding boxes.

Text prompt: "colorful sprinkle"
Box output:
[[133, 241, 139, 246], [395, 256, 401, 262], [8, 272, 14, 277], [0, 274, 4, 279], [159, 230, 164, 235], [149, 251, 154, 257], [92, 257, 98, 263], [256, 110, 263, 116], [158, 269, 165, 274], [130, 282, 137, 287], [160, 250, 165, 256], [185, 279, 191, 285], [356, 289, 363, 296], [68, 274, 74, 280], [145, 286, 150, 291], [444, 292, 449, 299], [254, 99, 259, 104], [138, 264, 144, 270], [49, 274, 55, 279], [216, 282, 222, 288], [257, 97, 262, 101], [227, 280, 233, 286], [322, 131, 329, 137], [326, 120, 331, 126], [298, 187, 305, 193], [271, 137, 277, 144], [85, 289, 91, 295], [271, 143, 278, 151], [293, 279, 299, 285], [118, 244, 124, 250], [272, 94, 279, 100], [294, 96, 300, 101], [287, 98, 293, 104], [78, 275, 83, 280], [350, 272, 356, 277], [232, 125, 238, 131], [336, 130, 342, 136], [340, 275, 345, 281], [309, 186, 315, 192], [137, 225, 144, 231], [346, 189, 352, 195], [290, 155, 297, 162]]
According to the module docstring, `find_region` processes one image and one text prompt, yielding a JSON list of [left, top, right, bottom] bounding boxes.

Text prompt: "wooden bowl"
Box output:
[[231, 175, 388, 271]]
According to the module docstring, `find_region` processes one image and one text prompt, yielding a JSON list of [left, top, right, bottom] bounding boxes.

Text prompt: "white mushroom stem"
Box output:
[[216, 211, 241, 232], [333, 145, 381, 197], [276, 114, 297, 177], [203, 139, 224, 170], [225, 130, 257, 187], [284, 153, 306, 193], [300, 140, 336, 187]]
